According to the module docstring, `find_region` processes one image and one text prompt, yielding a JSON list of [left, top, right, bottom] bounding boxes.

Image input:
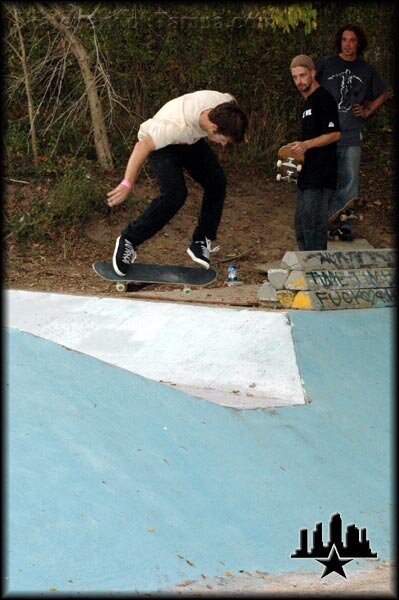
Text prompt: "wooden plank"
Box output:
[[285, 268, 395, 291], [281, 248, 396, 272], [291, 287, 396, 311], [123, 284, 262, 307]]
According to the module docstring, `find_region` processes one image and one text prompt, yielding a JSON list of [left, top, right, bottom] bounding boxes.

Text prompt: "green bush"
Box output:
[[4, 161, 109, 242], [47, 163, 109, 228]]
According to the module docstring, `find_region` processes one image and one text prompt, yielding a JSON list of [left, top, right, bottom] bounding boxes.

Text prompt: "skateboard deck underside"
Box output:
[[276, 146, 304, 183], [278, 148, 305, 165], [93, 262, 217, 286]]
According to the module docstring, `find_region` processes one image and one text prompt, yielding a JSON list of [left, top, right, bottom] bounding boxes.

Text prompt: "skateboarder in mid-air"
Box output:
[[106, 90, 248, 276]]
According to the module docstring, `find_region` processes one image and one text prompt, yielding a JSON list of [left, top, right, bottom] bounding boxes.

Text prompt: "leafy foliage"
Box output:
[[4, 159, 108, 242], [3, 2, 396, 239]]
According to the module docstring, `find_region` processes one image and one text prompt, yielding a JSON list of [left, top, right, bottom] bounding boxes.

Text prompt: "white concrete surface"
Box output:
[[5, 289, 305, 409]]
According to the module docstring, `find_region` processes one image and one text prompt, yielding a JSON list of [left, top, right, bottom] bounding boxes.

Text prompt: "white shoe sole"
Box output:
[[187, 248, 210, 269]]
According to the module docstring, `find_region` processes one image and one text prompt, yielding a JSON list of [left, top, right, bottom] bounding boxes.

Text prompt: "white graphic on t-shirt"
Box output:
[[328, 68, 363, 111]]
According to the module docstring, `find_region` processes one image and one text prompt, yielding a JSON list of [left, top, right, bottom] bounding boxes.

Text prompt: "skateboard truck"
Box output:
[[116, 281, 193, 294], [328, 198, 363, 227], [276, 146, 304, 183], [338, 211, 363, 223], [276, 159, 302, 182]]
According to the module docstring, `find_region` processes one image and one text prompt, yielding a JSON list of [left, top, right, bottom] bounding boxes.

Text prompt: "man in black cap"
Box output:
[[287, 54, 341, 251]]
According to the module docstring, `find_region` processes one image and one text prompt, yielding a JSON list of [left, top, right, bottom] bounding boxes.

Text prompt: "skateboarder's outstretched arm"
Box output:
[[107, 135, 156, 207]]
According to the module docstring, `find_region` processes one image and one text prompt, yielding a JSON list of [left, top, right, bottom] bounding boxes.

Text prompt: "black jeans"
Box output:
[[295, 188, 333, 251], [122, 139, 227, 247]]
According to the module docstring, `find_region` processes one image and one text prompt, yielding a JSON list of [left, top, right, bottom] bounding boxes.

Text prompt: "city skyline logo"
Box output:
[[291, 513, 377, 578]]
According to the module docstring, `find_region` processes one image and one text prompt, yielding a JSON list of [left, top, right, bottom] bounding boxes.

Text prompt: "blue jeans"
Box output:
[[122, 139, 226, 246], [295, 188, 332, 251], [328, 146, 361, 231]]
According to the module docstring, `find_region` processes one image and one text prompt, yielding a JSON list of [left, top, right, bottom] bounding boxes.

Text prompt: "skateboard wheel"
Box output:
[[340, 214, 348, 221], [276, 174, 282, 181], [183, 287, 192, 296], [116, 282, 127, 292], [296, 164, 302, 172], [277, 160, 282, 168]]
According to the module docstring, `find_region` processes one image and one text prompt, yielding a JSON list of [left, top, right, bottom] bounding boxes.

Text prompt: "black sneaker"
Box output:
[[329, 227, 354, 242], [187, 237, 218, 269], [112, 235, 137, 276]]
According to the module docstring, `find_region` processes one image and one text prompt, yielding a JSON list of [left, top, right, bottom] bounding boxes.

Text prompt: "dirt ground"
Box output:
[[4, 147, 396, 303], [163, 560, 395, 596]]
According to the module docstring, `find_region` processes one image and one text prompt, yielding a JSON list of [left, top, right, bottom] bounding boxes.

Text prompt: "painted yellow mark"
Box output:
[[276, 290, 296, 308], [291, 292, 313, 310], [288, 276, 306, 290]]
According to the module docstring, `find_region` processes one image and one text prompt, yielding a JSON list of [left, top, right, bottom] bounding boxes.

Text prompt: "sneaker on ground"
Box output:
[[112, 235, 137, 276], [187, 237, 219, 269], [328, 227, 354, 242], [339, 230, 354, 241]]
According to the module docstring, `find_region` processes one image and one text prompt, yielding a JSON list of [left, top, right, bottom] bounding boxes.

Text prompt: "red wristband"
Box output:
[[120, 179, 132, 191]]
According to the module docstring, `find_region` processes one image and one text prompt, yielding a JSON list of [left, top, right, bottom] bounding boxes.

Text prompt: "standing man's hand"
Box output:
[[352, 103, 371, 118], [288, 140, 310, 155], [107, 183, 131, 207]]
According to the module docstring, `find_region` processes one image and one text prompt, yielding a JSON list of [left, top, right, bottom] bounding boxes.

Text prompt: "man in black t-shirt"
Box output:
[[287, 54, 341, 251]]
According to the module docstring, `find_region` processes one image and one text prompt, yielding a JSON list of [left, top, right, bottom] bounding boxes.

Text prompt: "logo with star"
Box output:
[[316, 544, 353, 578], [291, 513, 377, 578]]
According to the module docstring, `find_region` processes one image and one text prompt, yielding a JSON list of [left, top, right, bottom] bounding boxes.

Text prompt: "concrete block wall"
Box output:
[[258, 248, 396, 310]]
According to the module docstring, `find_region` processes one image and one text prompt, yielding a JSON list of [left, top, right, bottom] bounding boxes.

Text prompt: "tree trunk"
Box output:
[[35, 3, 114, 170], [13, 7, 39, 168]]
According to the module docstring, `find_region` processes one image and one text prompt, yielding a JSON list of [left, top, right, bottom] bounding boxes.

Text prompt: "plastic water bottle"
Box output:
[[227, 265, 238, 284]]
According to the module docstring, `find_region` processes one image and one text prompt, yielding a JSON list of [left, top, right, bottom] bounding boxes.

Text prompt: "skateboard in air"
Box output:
[[276, 145, 305, 183], [93, 261, 218, 294], [328, 197, 363, 239]]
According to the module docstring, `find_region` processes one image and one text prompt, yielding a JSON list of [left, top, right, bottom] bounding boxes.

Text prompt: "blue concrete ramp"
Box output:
[[5, 306, 393, 593]]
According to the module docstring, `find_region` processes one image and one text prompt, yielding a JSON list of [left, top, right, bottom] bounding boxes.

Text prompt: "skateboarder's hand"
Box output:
[[106, 184, 130, 207]]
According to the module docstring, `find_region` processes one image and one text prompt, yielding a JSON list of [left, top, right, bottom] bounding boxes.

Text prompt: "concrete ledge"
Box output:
[[258, 248, 396, 310], [292, 287, 396, 310], [282, 248, 395, 271], [285, 268, 395, 291]]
